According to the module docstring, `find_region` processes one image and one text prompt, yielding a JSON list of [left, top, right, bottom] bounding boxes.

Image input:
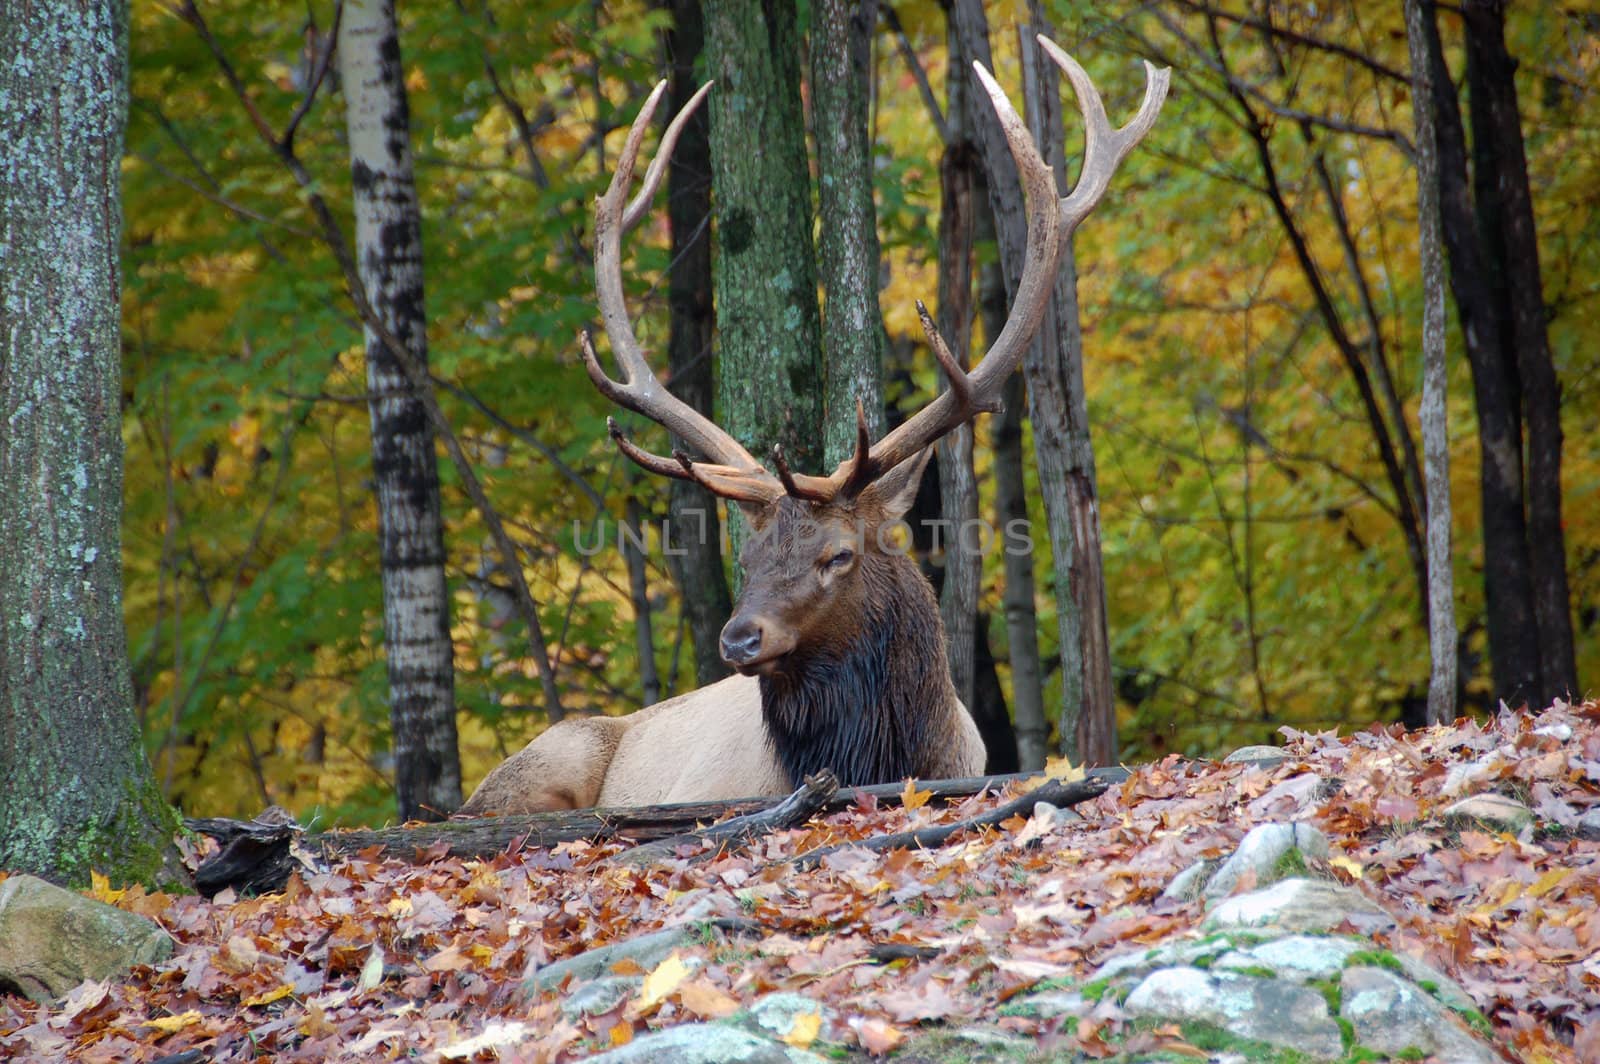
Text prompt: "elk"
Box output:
[[462, 38, 1168, 814]]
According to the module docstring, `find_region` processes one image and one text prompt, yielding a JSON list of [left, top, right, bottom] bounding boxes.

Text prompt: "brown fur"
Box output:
[[462, 453, 986, 813]]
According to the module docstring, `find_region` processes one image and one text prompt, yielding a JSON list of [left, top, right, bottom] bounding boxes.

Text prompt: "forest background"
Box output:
[[117, 0, 1598, 826]]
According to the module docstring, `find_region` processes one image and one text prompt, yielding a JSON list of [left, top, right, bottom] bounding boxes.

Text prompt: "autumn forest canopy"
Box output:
[[115, 0, 1597, 826]]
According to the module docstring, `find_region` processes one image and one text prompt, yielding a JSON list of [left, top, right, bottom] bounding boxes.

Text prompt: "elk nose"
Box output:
[[719, 619, 764, 666]]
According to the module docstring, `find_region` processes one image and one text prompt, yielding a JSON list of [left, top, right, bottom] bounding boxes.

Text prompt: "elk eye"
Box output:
[[824, 548, 855, 572]]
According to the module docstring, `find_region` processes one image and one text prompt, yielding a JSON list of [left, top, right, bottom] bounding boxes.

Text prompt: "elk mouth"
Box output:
[[732, 653, 788, 678]]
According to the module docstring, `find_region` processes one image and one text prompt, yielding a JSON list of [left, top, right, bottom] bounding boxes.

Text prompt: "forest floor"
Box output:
[[2, 702, 1596, 1062]]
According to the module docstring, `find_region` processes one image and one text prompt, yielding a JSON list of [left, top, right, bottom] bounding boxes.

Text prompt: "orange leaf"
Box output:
[[901, 778, 932, 811]]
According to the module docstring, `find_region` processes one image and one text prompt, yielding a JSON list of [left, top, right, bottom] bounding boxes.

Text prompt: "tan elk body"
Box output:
[[462, 39, 1168, 815]]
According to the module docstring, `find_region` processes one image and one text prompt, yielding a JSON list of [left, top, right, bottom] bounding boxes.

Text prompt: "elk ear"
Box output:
[[861, 447, 933, 523]]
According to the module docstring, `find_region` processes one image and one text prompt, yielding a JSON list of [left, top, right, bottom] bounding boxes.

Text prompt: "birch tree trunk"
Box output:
[[811, 0, 886, 466], [339, 0, 461, 820], [1405, 0, 1458, 726], [662, 0, 734, 686], [0, 0, 182, 886]]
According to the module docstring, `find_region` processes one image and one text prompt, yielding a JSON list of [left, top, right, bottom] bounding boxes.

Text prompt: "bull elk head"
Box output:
[[583, 38, 1168, 680]]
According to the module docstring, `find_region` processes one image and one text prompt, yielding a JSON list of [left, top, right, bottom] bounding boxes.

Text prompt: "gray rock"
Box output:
[[1123, 966, 1345, 1060], [1341, 965, 1497, 1063], [1386, 951, 1477, 1013], [1213, 934, 1363, 981], [741, 992, 834, 1041], [1442, 793, 1534, 834], [1203, 823, 1330, 901], [1161, 859, 1215, 902], [1204, 877, 1394, 935], [0, 874, 173, 1001], [1000, 988, 1087, 1019], [585, 1023, 824, 1064], [527, 924, 712, 996], [1223, 745, 1290, 767], [559, 975, 642, 1020]]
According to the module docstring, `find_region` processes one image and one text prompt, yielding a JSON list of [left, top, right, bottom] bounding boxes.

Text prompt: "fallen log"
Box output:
[[613, 771, 841, 866], [187, 767, 1127, 895], [790, 774, 1111, 870]]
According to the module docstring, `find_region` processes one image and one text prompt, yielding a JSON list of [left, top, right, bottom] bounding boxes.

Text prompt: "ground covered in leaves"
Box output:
[[2, 703, 1598, 1062]]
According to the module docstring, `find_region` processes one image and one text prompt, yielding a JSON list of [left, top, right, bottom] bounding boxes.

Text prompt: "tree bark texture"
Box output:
[[811, 0, 886, 467], [0, 0, 182, 887], [705, 0, 823, 508], [339, 0, 461, 820], [1459, 0, 1577, 703], [1418, 1, 1543, 707], [663, 0, 734, 687], [935, 14, 979, 712], [1405, 0, 1459, 726], [1019, 15, 1117, 765]]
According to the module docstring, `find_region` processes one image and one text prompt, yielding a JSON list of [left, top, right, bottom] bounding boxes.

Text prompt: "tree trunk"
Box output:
[[1405, 0, 1458, 726], [988, 294, 1048, 769], [662, 0, 734, 687], [0, 0, 182, 887], [339, 0, 461, 820], [935, 13, 979, 712], [811, 0, 886, 466], [1460, 0, 1577, 703], [623, 497, 661, 705], [705, 0, 823, 555], [1418, 1, 1542, 707], [1019, 14, 1117, 766], [972, 614, 1020, 774]]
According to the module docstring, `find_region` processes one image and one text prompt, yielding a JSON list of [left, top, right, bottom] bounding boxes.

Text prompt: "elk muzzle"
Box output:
[[719, 613, 797, 674]]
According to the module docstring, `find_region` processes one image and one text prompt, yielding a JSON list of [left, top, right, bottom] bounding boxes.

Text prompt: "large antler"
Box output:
[[581, 80, 786, 505], [827, 42, 1170, 489], [586, 40, 1169, 506]]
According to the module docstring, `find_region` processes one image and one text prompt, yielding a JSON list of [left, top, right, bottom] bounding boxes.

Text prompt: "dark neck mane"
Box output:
[[758, 570, 952, 788]]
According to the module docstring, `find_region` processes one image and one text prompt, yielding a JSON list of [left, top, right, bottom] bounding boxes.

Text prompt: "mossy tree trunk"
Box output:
[[339, 0, 462, 820], [705, 0, 823, 535], [0, 0, 183, 887], [811, 0, 886, 466]]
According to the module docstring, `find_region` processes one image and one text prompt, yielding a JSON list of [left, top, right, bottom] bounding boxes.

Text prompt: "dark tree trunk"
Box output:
[[1419, 1, 1542, 706], [1460, 0, 1577, 702], [811, 0, 886, 465], [705, 0, 823, 538], [935, 14, 980, 711], [340, 0, 462, 820], [662, 0, 734, 686], [972, 614, 1020, 774], [0, 0, 182, 887]]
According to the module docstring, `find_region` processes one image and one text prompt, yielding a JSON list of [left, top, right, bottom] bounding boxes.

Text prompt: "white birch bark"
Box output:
[[339, 0, 461, 818]]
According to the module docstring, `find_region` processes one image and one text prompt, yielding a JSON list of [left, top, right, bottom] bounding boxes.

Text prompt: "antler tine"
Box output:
[[1037, 38, 1171, 236], [771, 444, 832, 502], [590, 81, 782, 505], [623, 80, 714, 232]]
